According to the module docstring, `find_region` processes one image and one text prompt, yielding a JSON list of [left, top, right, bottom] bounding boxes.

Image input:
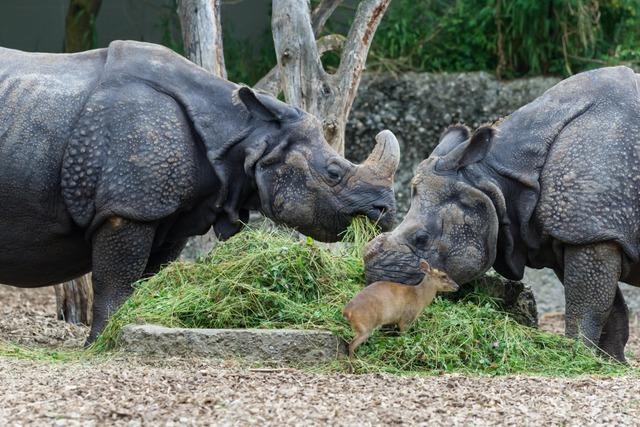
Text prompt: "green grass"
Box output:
[[0, 341, 84, 362], [89, 218, 630, 376]]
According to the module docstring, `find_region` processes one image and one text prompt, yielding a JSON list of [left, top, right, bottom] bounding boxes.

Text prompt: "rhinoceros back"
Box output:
[[0, 48, 107, 284], [487, 66, 640, 277], [536, 67, 640, 261], [0, 47, 106, 222]]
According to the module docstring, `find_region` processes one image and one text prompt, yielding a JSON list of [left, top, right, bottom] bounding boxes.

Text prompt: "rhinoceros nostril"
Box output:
[[366, 205, 388, 223], [373, 204, 387, 213]]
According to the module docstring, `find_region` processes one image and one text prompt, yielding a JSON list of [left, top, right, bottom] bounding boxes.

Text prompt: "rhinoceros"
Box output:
[[0, 41, 399, 342], [364, 66, 640, 361]]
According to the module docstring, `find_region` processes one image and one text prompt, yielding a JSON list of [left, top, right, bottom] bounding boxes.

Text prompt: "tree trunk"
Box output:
[[54, 0, 103, 326], [63, 0, 102, 53], [270, 0, 391, 155], [54, 274, 93, 325], [254, 0, 343, 95], [177, 0, 227, 259], [177, 0, 226, 78]]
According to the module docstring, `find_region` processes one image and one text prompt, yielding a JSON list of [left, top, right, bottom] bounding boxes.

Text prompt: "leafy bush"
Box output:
[[159, 0, 639, 83], [369, 0, 640, 77]]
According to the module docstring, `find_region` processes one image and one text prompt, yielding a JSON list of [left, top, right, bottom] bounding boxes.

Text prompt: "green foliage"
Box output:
[[0, 342, 84, 362], [92, 219, 629, 376], [368, 0, 497, 73], [155, 0, 638, 81], [369, 0, 640, 77], [159, 0, 184, 56]]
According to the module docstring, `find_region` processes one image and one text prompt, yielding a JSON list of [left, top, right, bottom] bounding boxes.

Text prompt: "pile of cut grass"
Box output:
[[92, 219, 628, 376]]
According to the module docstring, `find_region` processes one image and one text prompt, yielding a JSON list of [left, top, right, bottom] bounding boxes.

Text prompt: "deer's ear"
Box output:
[[419, 260, 431, 273]]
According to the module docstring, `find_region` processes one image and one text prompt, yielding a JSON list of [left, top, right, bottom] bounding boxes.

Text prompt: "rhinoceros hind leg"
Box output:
[[598, 286, 629, 363], [86, 217, 156, 345], [562, 242, 624, 361]]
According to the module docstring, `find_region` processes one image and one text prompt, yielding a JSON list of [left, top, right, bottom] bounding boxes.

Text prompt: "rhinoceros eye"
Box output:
[[413, 230, 431, 248], [327, 163, 342, 180], [323, 160, 346, 186]]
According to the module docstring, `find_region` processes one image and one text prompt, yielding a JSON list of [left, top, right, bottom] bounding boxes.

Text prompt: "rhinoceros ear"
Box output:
[[432, 124, 470, 156], [235, 86, 281, 122], [436, 126, 495, 171]]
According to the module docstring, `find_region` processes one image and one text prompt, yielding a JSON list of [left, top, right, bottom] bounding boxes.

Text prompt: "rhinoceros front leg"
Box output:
[[562, 242, 625, 361], [87, 217, 156, 344]]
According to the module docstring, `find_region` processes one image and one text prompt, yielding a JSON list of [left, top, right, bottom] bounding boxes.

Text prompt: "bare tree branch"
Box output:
[[254, 0, 343, 95], [255, 34, 345, 95], [177, 0, 226, 78], [337, 0, 391, 114], [254, 67, 281, 95], [271, 0, 328, 110], [317, 33, 346, 55], [55, 274, 93, 325], [311, 0, 343, 35], [267, 0, 390, 154]]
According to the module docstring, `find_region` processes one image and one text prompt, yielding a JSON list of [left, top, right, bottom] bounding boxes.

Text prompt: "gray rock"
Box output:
[[181, 232, 218, 261], [119, 324, 347, 363], [346, 72, 560, 215], [523, 268, 565, 315]]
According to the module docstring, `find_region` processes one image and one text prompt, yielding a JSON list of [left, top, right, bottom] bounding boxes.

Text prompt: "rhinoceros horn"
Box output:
[[362, 130, 400, 181]]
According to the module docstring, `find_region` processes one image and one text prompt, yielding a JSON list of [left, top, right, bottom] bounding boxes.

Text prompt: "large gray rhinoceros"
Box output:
[[0, 41, 399, 342], [364, 66, 640, 361]]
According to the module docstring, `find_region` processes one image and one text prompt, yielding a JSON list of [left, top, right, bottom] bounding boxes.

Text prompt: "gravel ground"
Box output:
[[2, 356, 640, 426], [0, 286, 86, 348], [1, 285, 640, 425]]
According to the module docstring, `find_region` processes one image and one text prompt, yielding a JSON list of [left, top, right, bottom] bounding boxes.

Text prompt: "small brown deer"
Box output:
[[343, 260, 459, 358]]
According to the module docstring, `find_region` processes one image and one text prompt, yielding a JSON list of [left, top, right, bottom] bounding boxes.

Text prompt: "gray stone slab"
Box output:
[[119, 324, 347, 363]]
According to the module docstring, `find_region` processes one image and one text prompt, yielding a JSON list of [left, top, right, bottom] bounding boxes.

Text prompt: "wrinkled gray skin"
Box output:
[[365, 66, 640, 361], [0, 41, 399, 343]]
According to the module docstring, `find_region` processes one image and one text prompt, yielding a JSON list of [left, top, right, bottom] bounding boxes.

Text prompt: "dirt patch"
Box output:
[[0, 286, 87, 348], [1, 285, 639, 425], [1, 357, 640, 426]]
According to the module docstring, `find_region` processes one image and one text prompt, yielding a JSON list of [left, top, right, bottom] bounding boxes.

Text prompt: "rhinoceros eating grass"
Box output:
[[0, 41, 400, 343], [364, 66, 640, 362]]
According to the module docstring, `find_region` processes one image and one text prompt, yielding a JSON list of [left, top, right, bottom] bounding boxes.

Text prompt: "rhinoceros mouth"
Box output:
[[348, 203, 395, 232], [363, 206, 390, 227], [363, 254, 425, 284], [364, 266, 423, 286]]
